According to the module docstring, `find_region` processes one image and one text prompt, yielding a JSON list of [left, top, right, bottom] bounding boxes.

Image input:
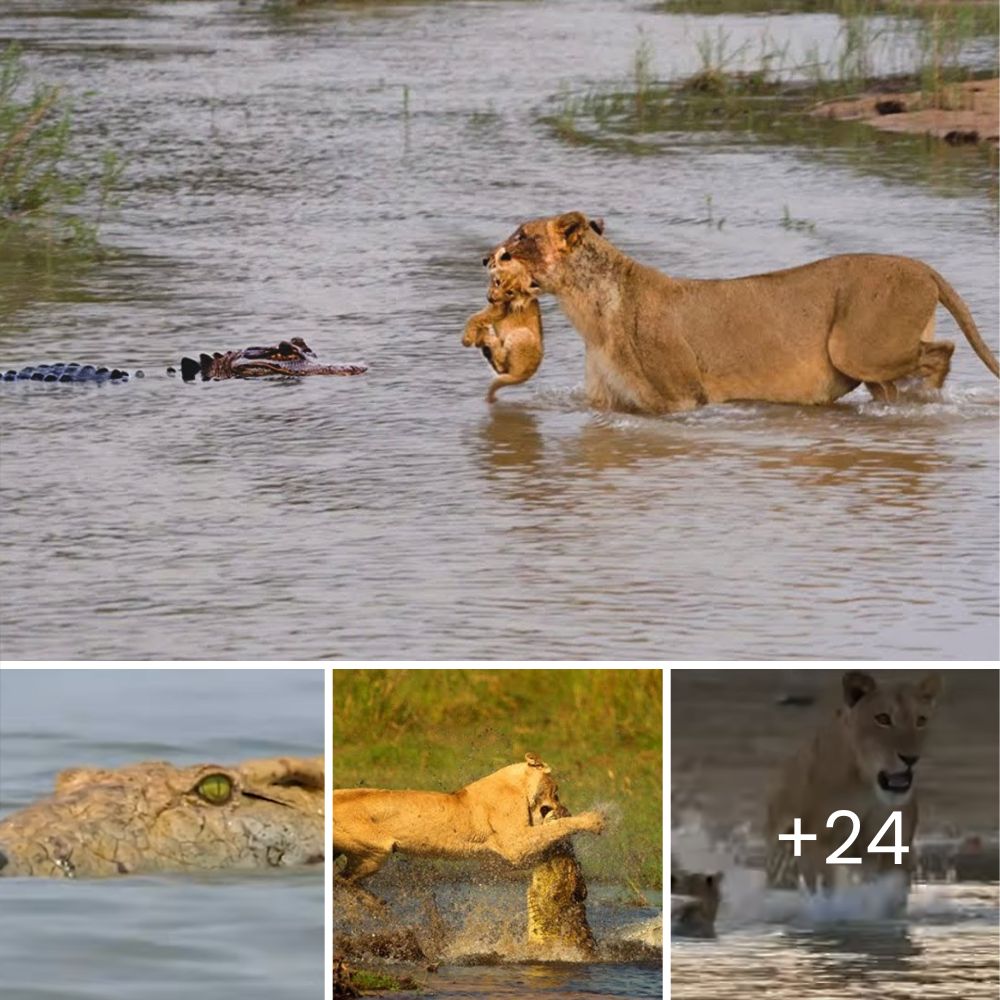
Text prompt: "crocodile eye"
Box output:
[[916, 715, 927, 728], [874, 713, 892, 727], [195, 773, 233, 805]]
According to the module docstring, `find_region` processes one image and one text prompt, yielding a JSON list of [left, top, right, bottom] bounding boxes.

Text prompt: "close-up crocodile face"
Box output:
[[0, 755, 324, 878]]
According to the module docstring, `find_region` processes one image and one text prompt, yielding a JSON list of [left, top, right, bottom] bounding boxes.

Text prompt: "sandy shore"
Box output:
[[671, 669, 999, 845], [811, 77, 999, 145]]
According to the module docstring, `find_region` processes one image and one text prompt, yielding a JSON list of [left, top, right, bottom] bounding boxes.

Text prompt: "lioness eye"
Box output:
[[874, 713, 892, 727], [916, 715, 927, 727], [195, 773, 233, 805]]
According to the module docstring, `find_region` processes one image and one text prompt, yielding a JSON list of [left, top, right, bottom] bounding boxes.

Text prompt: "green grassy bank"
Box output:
[[333, 668, 663, 889]]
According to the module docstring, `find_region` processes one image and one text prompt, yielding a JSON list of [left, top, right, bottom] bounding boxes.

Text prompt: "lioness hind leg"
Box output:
[[918, 339, 954, 389], [865, 380, 899, 402]]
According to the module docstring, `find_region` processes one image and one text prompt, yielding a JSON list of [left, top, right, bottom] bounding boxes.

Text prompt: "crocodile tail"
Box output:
[[180, 356, 203, 381], [930, 267, 999, 378]]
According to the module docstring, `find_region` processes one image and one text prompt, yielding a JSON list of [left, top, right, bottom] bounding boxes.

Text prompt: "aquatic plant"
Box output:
[[0, 44, 123, 256], [543, 0, 997, 153]]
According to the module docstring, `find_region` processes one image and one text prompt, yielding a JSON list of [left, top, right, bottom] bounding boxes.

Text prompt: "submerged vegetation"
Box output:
[[0, 44, 123, 259], [333, 669, 663, 888]]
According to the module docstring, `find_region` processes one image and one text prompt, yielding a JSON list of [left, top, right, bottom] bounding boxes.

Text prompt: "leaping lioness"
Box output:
[[485, 212, 998, 414], [333, 753, 604, 883]]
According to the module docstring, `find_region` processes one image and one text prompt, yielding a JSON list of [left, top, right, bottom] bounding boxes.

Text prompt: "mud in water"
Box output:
[[0, 2, 997, 659], [334, 868, 662, 999], [671, 668, 1000, 1000]]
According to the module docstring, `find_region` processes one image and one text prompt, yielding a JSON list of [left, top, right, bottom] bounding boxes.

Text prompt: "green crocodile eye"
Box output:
[[195, 773, 233, 805]]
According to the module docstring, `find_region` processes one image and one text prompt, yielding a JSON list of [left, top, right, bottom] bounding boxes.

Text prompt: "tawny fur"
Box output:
[[333, 753, 604, 883], [765, 671, 941, 893], [463, 263, 543, 402], [485, 212, 998, 414]]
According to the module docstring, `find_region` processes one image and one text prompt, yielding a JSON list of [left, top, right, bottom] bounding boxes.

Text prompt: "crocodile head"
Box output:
[[180, 338, 367, 380], [0, 756, 324, 878], [526, 804, 597, 957]]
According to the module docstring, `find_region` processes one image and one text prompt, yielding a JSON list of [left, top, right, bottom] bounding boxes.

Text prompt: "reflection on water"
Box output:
[[673, 884, 1000, 1000], [0, 0, 996, 659]]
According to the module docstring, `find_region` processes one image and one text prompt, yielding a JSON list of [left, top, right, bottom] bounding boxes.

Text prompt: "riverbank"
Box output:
[[811, 76, 999, 144]]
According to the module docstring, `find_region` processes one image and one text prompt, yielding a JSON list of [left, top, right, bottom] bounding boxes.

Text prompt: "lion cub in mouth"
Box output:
[[462, 261, 543, 402]]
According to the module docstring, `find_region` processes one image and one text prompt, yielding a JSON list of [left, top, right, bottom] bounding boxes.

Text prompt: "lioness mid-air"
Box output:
[[766, 671, 941, 895], [485, 212, 998, 414], [333, 753, 604, 883]]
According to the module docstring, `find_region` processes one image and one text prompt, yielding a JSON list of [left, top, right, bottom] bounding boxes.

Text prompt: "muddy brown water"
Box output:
[[671, 668, 1000, 1000], [0, 1, 997, 660]]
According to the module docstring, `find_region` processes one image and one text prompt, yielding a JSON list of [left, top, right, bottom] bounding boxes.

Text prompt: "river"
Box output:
[[0, 1, 996, 659]]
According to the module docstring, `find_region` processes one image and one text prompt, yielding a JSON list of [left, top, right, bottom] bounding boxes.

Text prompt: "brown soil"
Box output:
[[811, 77, 999, 146], [671, 669, 999, 844]]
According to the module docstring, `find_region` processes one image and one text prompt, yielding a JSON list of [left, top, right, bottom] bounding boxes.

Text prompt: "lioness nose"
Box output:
[[482, 256, 490, 267], [898, 754, 919, 768]]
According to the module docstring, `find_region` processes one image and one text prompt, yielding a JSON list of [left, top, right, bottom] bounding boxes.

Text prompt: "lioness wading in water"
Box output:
[[333, 753, 604, 883], [766, 671, 941, 894], [485, 212, 998, 413], [462, 260, 543, 402]]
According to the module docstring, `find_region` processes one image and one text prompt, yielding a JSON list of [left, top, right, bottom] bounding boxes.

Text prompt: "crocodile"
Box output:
[[527, 805, 598, 958], [1, 338, 367, 383], [0, 755, 324, 878]]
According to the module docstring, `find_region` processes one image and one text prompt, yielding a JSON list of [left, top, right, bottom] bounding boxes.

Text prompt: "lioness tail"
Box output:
[[930, 267, 999, 378]]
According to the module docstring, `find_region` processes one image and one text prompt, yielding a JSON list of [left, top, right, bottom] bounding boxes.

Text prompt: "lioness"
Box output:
[[462, 261, 544, 402], [333, 753, 604, 883], [485, 212, 998, 413], [765, 671, 941, 893]]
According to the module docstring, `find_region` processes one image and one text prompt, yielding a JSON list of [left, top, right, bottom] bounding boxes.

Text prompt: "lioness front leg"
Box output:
[[338, 849, 390, 884], [462, 303, 506, 348], [488, 811, 604, 866]]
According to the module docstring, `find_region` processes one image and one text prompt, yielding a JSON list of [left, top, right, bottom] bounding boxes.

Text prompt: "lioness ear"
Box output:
[[525, 752, 551, 773], [554, 211, 589, 249], [916, 673, 942, 703], [589, 217, 605, 236], [843, 671, 876, 707]]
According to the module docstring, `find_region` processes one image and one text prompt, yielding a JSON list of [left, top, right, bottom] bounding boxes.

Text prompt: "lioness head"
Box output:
[[839, 671, 941, 806], [523, 752, 563, 825], [484, 213, 605, 292]]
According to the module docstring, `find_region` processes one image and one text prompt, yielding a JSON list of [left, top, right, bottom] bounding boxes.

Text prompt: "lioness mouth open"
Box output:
[[878, 769, 914, 794]]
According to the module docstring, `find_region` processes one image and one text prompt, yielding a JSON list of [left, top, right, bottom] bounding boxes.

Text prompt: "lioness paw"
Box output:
[[581, 811, 605, 834]]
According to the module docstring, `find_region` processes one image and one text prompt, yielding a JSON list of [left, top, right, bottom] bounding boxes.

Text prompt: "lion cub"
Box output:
[[671, 869, 723, 937], [462, 263, 542, 402]]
